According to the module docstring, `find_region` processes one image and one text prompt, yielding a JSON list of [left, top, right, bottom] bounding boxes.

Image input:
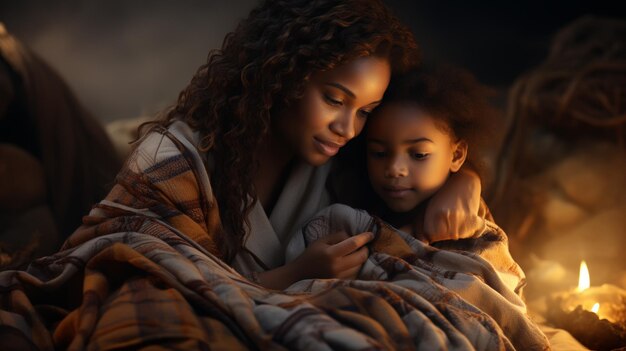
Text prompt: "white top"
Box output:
[[232, 158, 332, 275], [161, 121, 332, 275]]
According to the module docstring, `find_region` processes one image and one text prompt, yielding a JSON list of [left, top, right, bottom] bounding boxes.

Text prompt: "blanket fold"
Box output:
[[0, 122, 550, 350]]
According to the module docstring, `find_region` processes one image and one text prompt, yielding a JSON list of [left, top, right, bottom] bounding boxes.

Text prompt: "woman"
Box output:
[[125, 0, 479, 288], [0, 1, 488, 349]]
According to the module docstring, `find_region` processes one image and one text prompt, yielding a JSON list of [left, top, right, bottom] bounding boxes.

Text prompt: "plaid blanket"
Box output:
[[286, 204, 549, 350], [0, 122, 550, 350]]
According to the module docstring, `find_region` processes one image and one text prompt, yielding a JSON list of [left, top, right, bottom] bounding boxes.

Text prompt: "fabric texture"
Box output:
[[0, 121, 550, 350]]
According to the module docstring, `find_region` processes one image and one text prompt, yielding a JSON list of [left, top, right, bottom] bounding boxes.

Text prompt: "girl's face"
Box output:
[[275, 56, 391, 166], [366, 103, 467, 213]]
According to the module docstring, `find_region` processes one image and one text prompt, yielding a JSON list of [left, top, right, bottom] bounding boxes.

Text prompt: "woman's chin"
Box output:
[[302, 152, 332, 167]]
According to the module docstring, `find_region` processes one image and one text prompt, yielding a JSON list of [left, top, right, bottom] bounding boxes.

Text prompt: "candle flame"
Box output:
[[577, 260, 590, 292], [591, 303, 600, 314]]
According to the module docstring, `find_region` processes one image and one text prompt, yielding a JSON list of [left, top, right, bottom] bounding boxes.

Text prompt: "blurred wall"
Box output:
[[0, 0, 624, 122]]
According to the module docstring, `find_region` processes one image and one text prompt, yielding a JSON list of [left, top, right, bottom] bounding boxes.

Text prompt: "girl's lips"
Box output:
[[382, 187, 413, 198], [314, 138, 343, 157]]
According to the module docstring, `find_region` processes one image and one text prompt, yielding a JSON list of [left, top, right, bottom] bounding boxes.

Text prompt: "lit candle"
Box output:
[[591, 303, 600, 314], [558, 260, 626, 324], [543, 261, 626, 350], [577, 260, 590, 292]]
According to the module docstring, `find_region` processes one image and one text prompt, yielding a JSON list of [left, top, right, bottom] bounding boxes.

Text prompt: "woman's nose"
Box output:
[[329, 110, 357, 140]]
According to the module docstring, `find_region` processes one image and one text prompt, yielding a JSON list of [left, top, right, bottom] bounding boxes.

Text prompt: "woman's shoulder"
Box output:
[[127, 120, 203, 174], [120, 119, 216, 202]]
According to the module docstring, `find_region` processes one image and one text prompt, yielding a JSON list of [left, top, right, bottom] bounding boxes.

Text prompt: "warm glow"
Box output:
[[577, 260, 590, 292], [591, 303, 600, 314]]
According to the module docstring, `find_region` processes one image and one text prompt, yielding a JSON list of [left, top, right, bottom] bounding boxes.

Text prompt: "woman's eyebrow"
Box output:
[[325, 82, 355, 98], [325, 82, 383, 105]]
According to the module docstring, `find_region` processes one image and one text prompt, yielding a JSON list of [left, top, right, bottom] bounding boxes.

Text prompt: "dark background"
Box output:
[[1, 0, 625, 122]]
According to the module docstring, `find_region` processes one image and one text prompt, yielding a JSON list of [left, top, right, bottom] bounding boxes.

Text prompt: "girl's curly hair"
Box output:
[[157, 0, 419, 263], [332, 65, 501, 210], [379, 65, 501, 186]]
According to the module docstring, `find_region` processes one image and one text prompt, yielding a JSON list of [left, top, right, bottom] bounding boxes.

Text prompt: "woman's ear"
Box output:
[[450, 140, 468, 173]]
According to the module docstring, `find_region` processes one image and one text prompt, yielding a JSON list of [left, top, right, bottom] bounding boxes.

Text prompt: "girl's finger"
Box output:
[[328, 231, 374, 257]]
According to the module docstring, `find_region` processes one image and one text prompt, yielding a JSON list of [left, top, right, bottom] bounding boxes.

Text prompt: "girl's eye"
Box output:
[[368, 150, 386, 159], [411, 152, 429, 160], [324, 94, 343, 106]]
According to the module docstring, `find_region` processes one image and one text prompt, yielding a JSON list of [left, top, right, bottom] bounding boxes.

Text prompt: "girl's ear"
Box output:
[[450, 140, 468, 173]]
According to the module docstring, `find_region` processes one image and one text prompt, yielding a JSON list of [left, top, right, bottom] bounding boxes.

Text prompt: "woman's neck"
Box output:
[[254, 133, 295, 215]]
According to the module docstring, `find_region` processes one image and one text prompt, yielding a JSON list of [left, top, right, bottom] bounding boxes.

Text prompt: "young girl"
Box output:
[[365, 65, 499, 242]]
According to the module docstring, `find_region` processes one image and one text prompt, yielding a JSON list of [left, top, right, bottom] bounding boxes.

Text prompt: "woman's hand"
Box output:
[[257, 231, 373, 290], [296, 231, 373, 280], [424, 168, 482, 243]]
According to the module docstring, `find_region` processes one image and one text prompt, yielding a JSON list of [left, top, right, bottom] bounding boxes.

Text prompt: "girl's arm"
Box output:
[[423, 167, 483, 242]]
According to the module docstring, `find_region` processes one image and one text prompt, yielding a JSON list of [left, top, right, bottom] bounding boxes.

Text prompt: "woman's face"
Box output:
[[366, 103, 467, 213], [275, 56, 391, 166]]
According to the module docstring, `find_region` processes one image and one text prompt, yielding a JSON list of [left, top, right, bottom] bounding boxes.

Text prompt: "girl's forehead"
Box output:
[[371, 103, 431, 128], [367, 103, 452, 142]]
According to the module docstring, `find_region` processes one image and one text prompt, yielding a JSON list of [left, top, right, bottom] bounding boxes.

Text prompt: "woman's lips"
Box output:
[[314, 137, 344, 157]]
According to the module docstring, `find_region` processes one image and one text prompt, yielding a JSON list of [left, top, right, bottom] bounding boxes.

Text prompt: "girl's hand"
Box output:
[[424, 168, 482, 243]]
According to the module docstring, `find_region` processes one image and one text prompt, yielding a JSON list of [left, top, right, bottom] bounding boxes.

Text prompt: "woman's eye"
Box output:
[[411, 152, 429, 160], [324, 94, 342, 106], [358, 109, 372, 119]]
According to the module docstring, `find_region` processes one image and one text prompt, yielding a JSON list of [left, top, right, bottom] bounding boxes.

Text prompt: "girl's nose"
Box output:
[[385, 157, 408, 178]]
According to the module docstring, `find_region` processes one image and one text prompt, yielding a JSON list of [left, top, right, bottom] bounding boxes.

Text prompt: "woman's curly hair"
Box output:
[[158, 0, 419, 262]]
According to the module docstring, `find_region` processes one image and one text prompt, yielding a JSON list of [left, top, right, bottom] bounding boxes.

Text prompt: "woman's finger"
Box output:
[[424, 210, 449, 242], [322, 231, 351, 245], [456, 214, 487, 239], [426, 214, 489, 242], [336, 245, 369, 272], [337, 264, 363, 280]]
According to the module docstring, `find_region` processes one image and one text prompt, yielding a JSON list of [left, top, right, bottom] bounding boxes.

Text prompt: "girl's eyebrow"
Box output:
[[367, 137, 434, 144]]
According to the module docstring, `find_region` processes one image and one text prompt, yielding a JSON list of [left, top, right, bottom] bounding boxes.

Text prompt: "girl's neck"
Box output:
[[254, 133, 295, 215], [383, 200, 428, 238]]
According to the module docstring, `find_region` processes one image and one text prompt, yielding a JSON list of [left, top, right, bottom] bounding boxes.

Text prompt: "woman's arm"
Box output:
[[423, 168, 483, 242]]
